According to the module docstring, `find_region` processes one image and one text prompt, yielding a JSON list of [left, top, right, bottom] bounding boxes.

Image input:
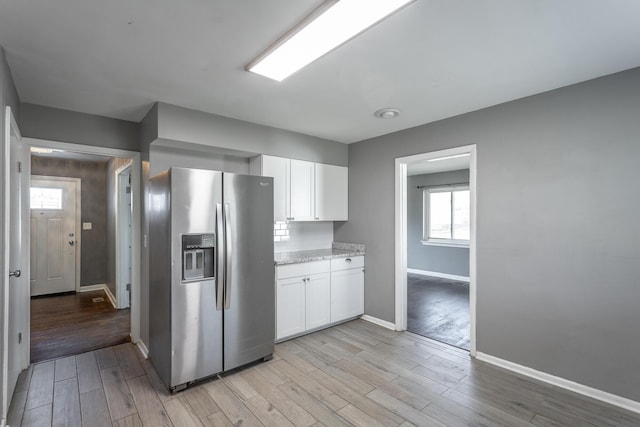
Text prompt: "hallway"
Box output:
[[31, 290, 130, 363]]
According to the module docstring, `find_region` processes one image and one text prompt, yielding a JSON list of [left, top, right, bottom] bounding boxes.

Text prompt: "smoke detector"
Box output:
[[374, 108, 400, 119]]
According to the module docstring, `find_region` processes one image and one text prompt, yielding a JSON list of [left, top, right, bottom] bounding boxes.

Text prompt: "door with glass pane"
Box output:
[[30, 177, 79, 296]]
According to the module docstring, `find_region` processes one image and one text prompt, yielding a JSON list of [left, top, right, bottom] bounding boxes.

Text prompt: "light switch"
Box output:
[[82, 222, 92, 230]]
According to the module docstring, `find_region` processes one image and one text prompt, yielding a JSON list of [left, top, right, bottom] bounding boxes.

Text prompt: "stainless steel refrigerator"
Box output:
[[149, 167, 275, 392]]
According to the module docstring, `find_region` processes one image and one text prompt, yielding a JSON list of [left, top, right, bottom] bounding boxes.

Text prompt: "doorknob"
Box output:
[[69, 240, 75, 246], [9, 270, 21, 278]]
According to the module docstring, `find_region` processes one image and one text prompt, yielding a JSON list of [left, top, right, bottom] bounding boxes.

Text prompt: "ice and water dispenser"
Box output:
[[181, 234, 215, 282]]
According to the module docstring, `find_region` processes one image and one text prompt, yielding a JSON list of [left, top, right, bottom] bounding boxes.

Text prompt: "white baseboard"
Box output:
[[103, 286, 117, 309], [135, 339, 149, 359], [475, 352, 640, 415], [360, 314, 396, 331], [407, 268, 470, 283], [78, 284, 108, 292], [78, 284, 116, 308]]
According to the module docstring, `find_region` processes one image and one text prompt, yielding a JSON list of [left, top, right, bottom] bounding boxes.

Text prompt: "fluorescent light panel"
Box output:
[[427, 153, 470, 162], [247, 0, 415, 81], [30, 147, 57, 154]]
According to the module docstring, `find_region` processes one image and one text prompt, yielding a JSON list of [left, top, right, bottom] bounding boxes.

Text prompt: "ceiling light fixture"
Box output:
[[374, 108, 401, 119], [246, 0, 416, 82], [427, 153, 470, 162], [30, 147, 55, 154]]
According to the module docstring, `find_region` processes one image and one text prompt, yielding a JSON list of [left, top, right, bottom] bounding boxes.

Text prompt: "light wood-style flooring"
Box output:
[[9, 319, 640, 426]]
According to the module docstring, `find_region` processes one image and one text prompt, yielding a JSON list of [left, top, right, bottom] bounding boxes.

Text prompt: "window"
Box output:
[[423, 185, 469, 245], [30, 187, 63, 210]]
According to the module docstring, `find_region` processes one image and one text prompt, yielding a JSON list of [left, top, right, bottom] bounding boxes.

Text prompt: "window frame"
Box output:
[[422, 184, 470, 247], [30, 186, 64, 210]]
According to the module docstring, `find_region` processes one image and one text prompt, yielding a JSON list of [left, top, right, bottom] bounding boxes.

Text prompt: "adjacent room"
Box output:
[[406, 156, 471, 350]]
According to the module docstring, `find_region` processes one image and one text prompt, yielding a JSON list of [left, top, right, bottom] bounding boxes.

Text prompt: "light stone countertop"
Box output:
[[274, 242, 365, 265]]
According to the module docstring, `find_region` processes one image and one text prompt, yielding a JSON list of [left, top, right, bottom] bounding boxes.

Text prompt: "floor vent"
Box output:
[[92, 297, 105, 303]]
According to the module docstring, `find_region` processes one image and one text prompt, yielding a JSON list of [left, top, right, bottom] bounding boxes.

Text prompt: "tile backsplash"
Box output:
[[274, 221, 333, 253]]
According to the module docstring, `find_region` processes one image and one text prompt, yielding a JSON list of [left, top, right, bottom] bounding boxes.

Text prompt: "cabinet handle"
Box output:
[[345, 258, 352, 263]]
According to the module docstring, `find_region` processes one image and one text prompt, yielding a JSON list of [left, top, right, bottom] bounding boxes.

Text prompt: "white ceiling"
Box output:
[[1, 1, 640, 144], [407, 155, 469, 176]]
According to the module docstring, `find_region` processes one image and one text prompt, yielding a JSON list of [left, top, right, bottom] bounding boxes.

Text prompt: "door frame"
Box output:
[[31, 175, 82, 293], [115, 162, 133, 309], [2, 106, 28, 423], [22, 137, 142, 345], [394, 144, 477, 356]]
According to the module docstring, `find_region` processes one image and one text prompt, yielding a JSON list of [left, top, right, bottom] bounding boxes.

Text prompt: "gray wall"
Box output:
[[1, 47, 19, 123], [407, 170, 470, 277], [140, 103, 158, 158], [156, 103, 348, 166], [31, 157, 108, 287], [106, 157, 131, 298], [149, 143, 250, 176], [335, 67, 640, 401], [19, 103, 140, 151]]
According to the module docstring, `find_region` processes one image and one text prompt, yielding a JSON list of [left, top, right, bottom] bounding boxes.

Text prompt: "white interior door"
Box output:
[[30, 177, 79, 296], [117, 167, 132, 309], [3, 106, 29, 420]]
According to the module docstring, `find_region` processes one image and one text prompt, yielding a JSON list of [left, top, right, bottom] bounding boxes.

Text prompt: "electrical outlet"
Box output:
[[82, 222, 92, 230]]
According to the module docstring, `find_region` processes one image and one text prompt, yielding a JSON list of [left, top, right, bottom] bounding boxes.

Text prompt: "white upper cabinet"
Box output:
[[251, 155, 348, 222], [289, 159, 316, 221], [260, 155, 290, 221], [315, 163, 348, 221]]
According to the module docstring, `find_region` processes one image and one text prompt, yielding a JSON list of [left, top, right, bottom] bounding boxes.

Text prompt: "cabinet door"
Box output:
[[331, 268, 364, 323], [305, 273, 331, 330], [276, 277, 305, 340], [289, 159, 315, 221], [315, 163, 348, 221], [261, 155, 290, 222]]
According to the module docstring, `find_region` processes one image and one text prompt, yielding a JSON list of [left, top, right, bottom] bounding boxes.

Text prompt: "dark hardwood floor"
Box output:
[[408, 273, 470, 350], [30, 290, 130, 363]]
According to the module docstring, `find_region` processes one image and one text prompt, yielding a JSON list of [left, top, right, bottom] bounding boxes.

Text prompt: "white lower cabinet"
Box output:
[[304, 273, 331, 330], [276, 256, 364, 341], [331, 268, 364, 323], [330, 256, 365, 323], [276, 276, 306, 339]]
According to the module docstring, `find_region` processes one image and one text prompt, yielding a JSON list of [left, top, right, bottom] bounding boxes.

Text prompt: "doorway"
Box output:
[[28, 149, 135, 362], [395, 145, 477, 355], [30, 176, 81, 296], [16, 137, 142, 367]]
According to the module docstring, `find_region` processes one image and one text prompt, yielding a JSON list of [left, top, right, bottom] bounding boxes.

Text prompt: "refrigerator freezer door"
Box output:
[[223, 174, 275, 371], [170, 168, 224, 387]]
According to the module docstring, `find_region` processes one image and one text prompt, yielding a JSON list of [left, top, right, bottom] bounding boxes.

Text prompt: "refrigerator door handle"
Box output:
[[224, 203, 233, 309], [216, 203, 224, 311]]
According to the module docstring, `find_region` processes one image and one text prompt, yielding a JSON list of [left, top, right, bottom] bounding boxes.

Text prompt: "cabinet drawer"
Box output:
[[330, 256, 364, 272], [277, 260, 330, 280]]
